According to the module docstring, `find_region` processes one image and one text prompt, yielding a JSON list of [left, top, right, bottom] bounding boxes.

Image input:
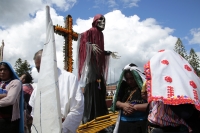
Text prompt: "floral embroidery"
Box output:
[[184, 65, 192, 71], [165, 76, 172, 83], [144, 61, 151, 80], [193, 89, 198, 100], [167, 86, 174, 98], [161, 60, 169, 65], [158, 49, 165, 52], [190, 81, 197, 89]]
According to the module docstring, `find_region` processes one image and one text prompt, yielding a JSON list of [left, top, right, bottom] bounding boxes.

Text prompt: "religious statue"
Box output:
[[77, 14, 119, 124], [0, 40, 5, 62]]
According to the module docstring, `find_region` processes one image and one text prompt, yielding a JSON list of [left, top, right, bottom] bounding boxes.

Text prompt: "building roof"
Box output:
[[106, 85, 116, 90]]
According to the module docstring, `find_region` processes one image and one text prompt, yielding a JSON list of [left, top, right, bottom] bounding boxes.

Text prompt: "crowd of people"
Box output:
[[111, 50, 200, 133], [0, 13, 200, 133]]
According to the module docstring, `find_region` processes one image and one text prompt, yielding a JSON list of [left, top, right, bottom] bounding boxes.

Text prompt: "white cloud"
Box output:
[[73, 10, 177, 83], [0, 8, 177, 84], [45, 0, 77, 11], [121, 0, 140, 8], [107, 0, 118, 8], [0, 0, 43, 28], [0, 7, 65, 83], [189, 28, 200, 44], [0, 0, 77, 28], [93, 0, 139, 9]]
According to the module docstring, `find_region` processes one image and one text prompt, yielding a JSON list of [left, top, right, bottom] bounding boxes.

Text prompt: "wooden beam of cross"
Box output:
[[54, 15, 78, 72]]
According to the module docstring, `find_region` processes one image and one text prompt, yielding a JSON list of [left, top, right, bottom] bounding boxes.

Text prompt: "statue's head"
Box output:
[[92, 14, 105, 31]]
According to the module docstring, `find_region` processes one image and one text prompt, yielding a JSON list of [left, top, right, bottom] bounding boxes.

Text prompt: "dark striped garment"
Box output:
[[148, 101, 191, 132]]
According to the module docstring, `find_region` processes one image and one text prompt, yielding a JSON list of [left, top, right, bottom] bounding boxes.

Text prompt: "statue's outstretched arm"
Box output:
[[104, 50, 112, 55], [104, 50, 120, 59], [88, 42, 120, 59]]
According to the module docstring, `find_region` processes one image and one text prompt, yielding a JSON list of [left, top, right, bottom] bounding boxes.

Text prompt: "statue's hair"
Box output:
[[33, 49, 43, 60]]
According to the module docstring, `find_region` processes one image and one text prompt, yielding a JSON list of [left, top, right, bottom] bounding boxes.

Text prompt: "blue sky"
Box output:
[[57, 0, 200, 50], [0, 0, 200, 84]]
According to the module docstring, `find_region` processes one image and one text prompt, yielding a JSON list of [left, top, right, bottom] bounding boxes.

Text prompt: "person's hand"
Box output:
[[0, 94, 7, 99], [122, 102, 135, 115]]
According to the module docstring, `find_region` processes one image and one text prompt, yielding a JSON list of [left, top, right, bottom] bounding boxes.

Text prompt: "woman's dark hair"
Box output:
[[23, 72, 33, 83], [129, 63, 137, 67]]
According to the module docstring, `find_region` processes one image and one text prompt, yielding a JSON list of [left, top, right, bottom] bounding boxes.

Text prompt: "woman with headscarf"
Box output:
[[112, 63, 148, 133], [144, 50, 200, 133], [0, 61, 24, 133]]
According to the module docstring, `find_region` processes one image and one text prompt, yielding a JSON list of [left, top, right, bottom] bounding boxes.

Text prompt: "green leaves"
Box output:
[[174, 38, 200, 76], [188, 48, 200, 76], [174, 38, 188, 60], [14, 58, 32, 77]]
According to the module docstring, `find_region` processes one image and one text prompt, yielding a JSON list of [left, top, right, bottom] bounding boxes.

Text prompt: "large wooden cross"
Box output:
[[54, 15, 78, 72]]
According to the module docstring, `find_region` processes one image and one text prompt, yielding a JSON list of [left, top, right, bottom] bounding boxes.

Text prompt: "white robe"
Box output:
[[29, 68, 84, 133]]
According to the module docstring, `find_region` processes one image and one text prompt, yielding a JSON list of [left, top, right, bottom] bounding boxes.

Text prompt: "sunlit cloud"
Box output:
[[189, 28, 200, 45]]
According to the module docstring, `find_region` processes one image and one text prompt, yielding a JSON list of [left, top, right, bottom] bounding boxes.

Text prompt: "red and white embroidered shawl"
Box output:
[[144, 49, 200, 111]]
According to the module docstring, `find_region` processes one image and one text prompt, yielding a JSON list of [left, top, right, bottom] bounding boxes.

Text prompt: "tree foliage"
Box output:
[[174, 38, 188, 60], [188, 48, 200, 76], [14, 58, 32, 77], [174, 38, 200, 77]]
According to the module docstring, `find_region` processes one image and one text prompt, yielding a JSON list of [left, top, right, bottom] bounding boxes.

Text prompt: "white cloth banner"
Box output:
[[31, 6, 62, 133]]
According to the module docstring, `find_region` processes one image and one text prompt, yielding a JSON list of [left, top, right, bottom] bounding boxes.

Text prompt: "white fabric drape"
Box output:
[[31, 6, 62, 133], [30, 68, 84, 133]]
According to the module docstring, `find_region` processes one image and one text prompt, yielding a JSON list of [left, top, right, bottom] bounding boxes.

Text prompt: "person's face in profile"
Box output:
[[124, 72, 137, 88], [0, 65, 12, 81], [34, 58, 41, 72]]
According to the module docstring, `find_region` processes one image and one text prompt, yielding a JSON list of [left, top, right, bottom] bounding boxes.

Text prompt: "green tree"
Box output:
[[188, 48, 200, 76], [174, 38, 188, 60], [14, 58, 32, 77]]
